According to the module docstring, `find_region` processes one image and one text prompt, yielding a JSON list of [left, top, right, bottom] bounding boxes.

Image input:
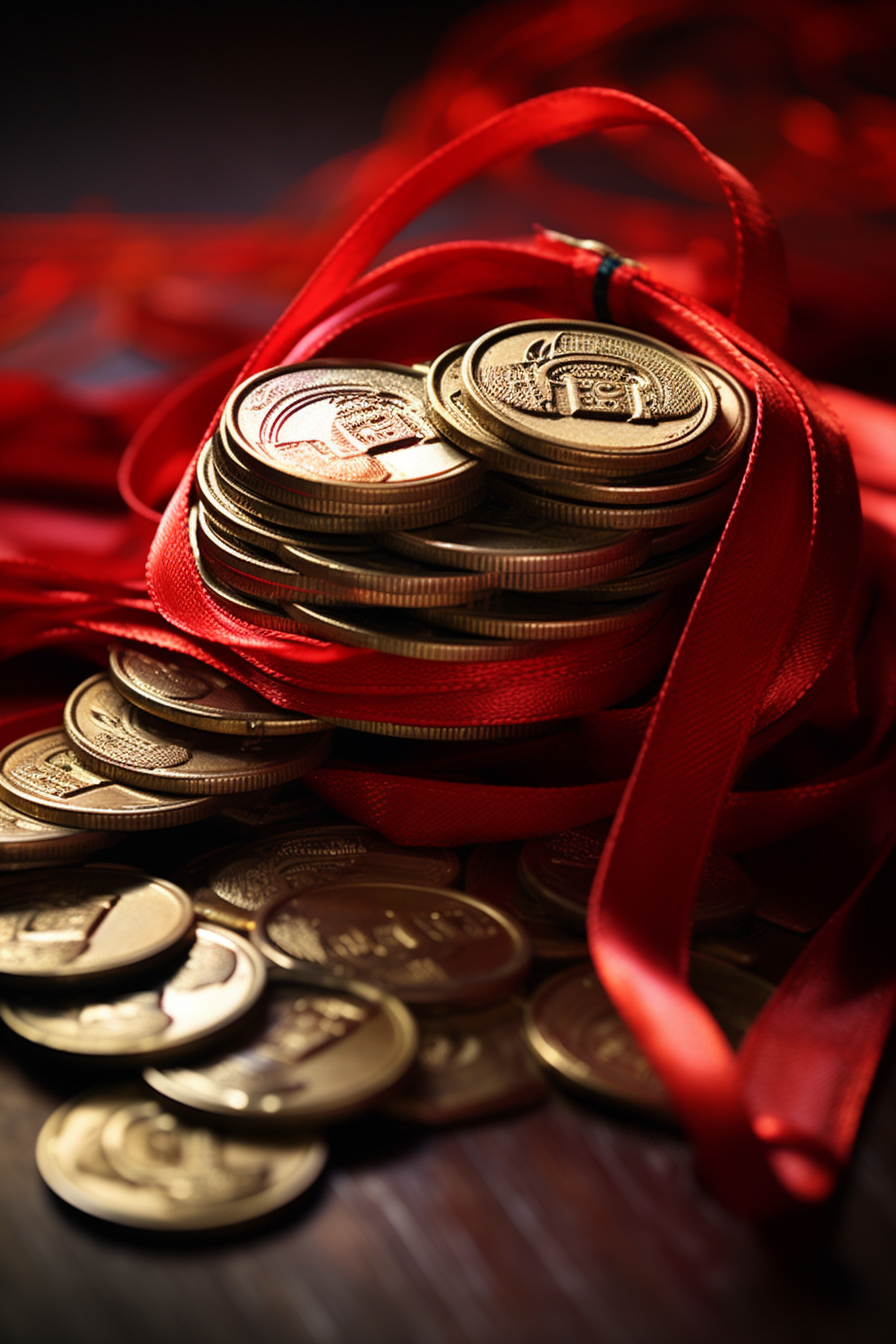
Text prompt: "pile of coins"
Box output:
[[0, 652, 784, 1231], [194, 320, 751, 675]]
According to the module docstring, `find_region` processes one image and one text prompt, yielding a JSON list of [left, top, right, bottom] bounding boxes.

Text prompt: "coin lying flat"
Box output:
[[490, 472, 739, 532], [561, 535, 717, 600], [280, 600, 538, 662], [313, 713, 549, 741], [0, 867, 194, 987], [196, 506, 335, 603], [176, 823, 460, 916], [0, 796, 114, 870], [253, 881, 532, 1009], [108, 647, 325, 737], [383, 999, 548, 1125], [524, 955, 773, 1120], [462, 321, 719, 471], [189, 508, 303, 633], [64, 675, 332, 796], [36, 1083, 327, 1230], [519, 822, 755, 932], [424, 589, 667, 641], [0, 923, 266, 1058], [276, 538, 495, 608], [0, 728, 218, 830], [465, 843, 588, 962], [145, 972, 418, 1125]]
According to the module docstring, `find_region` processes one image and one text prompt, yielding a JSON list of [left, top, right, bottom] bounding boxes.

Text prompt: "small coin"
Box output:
[[176, 823, 460, 915], [0, 866, 194, 987], [381, 499, 648, 581], [461, 321, 719, 470], [490, 472, 739, 531], [464, 843, 588, 961], [253, 881, 532, 1009], [519, 821, 756, 932], [189, 506, 302, 633], [36, 1082, 328, 1230], [144, 971, 418, 1125], [109, 647, 325, 738], [383, 998, 548, 1125], [222, 360, 482, 508], [0, 728, 218, 831], [424, 589, 667, 641], [276, 538, 495, 608], [280, 599, 538, 662], [524, 955, 773, 1119], [64, 675, 332, 796], [0, 795, 114, 869], [0, 923, 267, 1058]]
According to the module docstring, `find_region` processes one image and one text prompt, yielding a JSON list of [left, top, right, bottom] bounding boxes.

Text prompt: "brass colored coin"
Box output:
[[462, 321, 719, 471], [464, 842, 589, 962], [0, 923, 266, 1058], [0, 796, 114, 870], [382, 499, 648, 581], [562, 536, 716, 600], [222, 360, 482, 508], [189, 506, 300, 633], [253, 881, 532, 1009], [64, 675, 332, 797], [144, 972, 418, 1125], [425, 589, 667, 641], [519, 821, 755, 933], [0, 866, 194, 986], [383, 998, 548, 1125], [490, 472, 739, 532], [276, 538, 496, 608], [524, 955, 773, 1119], [36, 1082, 328, 1230], [176, 823, 460, 916], [109, 647, 325, 737], [424, 344, 510, 456], [196, 504, 331, 602], [314, 715, 549, 741], [281, 599, 538, 662], [0, 728, 218, 831]]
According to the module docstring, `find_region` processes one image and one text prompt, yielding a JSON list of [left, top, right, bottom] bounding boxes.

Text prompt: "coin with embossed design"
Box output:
[[0, 796, 114, 869], [109, 647, 325, 737], [383, 998, 548, 1125], [465, 843, 588, 962], [0, 728, 218, 830], [36, 1082, 328, 1230], [0, 923, 266, 1058], [64, 675, 332, 796], [253, 881, 532, 1009], [462, 321, 719, 470], [524, 955, 773, 1119], [144, 971, 417, 1125], [0, 867, 194, 986]]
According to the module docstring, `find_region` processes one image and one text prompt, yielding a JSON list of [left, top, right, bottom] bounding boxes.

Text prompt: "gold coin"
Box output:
[[313, 715, 552, 741], [0, 728, 218, 831], [0, 923, 266, 1058], [175, 823, 460, 916], [222, 360, 482, 509], [461, 321, 719, 471], [490, 472, 739, 531], [64, 675, 332, 797], [381, 499, 648, 581], [189, 506, 300, 633], [281, 599, 539, 662], [196, 504, 334, 602], [144, 971, 418, 1125], [109, 646, 325, 737], [36, 1082, 328, 1230], [519, 821, 755, 933], [465, 843, 589, 961], [424, 589, 667, 641], [0, 866, 194, 987], [0, 795, 114, 870], [253, 880, 532, 1009], [276, 538, 496, 608], [383, 998, 548, 1125], [559, 535, 716, 600], [524, 954, 773, 1119]]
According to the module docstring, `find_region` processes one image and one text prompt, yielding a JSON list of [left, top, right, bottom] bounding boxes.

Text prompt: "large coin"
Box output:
[[222, 361, 482, 508], [109, 647, 325, 737], [490, 472, 738, 531], [519, 821, 755, 932], [461, 321, 719, 470], [64, 675, 332, 796], [524, 955, 773, 1120], [36, 1083, 327, 1230], [280, 600, 538, 662], [144, 972, 417, 1125], [276, 538, 495, 608], [383, 999, 548, 1125], [0, 728, 218, 830], [465, 843, 588, 962], [176, 823, 460, 916], [253, 881, 532, 1009], [424, 589, 667, 641], [0, 867, 194, 987], [0, 795, 114, 870], [0, 923, 266, 1058]]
